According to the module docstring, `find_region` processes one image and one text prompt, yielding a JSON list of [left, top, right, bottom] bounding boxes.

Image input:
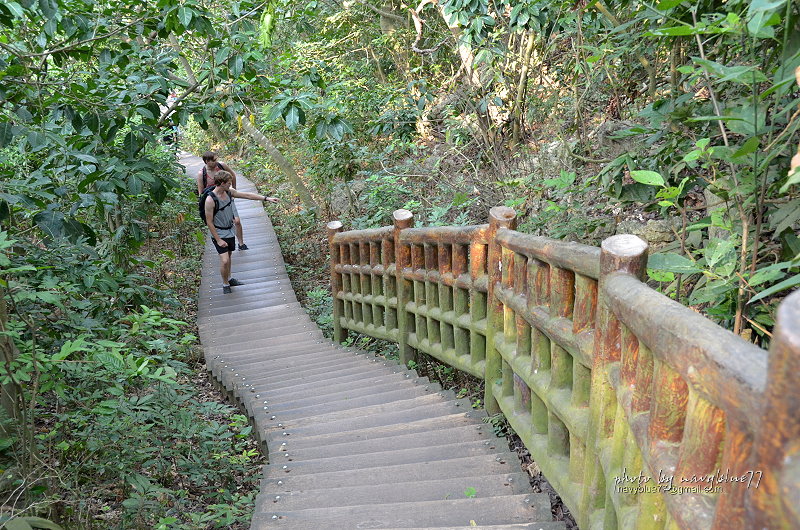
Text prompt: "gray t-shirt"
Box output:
[[209, 192, 235, 239]]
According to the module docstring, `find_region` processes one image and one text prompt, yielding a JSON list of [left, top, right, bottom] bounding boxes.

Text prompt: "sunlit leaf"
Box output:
[[648, 252, 700, 273], [749, 274, 800, 303], [656, 0, 683, 10], [630, 170, 665, 187]]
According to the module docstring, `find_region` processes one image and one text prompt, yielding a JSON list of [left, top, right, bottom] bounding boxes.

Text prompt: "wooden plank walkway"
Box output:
[[186, 156, 565, 530]]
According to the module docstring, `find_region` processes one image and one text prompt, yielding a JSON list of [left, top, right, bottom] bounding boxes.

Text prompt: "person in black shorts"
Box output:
[[204, 171, 278, 293], [198, 151, 249, 250]]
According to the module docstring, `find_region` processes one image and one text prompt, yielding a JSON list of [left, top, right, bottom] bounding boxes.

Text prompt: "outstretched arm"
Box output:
[[230, 188, 279, 203]]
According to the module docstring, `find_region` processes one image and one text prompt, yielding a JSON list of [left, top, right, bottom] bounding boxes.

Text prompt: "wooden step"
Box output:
[[271, 410, 488, 451], [269, 423, 503, 461], [257, 473, 532, 510], [251, 495, 551, 529], [189, 165, 562, 530], [260, 452, 522, 492]]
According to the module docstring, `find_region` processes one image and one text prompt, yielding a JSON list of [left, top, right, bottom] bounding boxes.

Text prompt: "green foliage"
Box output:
[[352, 174, 415, 229], [0, 177, 263, 527], [485, 413, 509, 438], [306, 288, 334, 336], [0, 515, 63, 530]]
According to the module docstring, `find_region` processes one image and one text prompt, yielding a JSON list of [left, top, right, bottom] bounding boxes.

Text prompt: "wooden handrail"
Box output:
[[326, 207, 800, 529]]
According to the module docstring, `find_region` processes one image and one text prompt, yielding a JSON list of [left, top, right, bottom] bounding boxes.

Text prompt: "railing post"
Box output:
[[747, 289, 800, 528], [326, 220, 345, 344], [484, 206, 517, 415], [580, 234, 648, 528], [393, 209, 415, 366]]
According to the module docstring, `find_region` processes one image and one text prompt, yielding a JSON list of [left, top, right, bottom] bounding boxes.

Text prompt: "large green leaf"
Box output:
[[0, 121, 14, 147], [704, 238, 736, 274], [2, 518, 34, 530], [648, 25, 697, 36], [782, 168, 800, 193], [18, 517, 64, 530], [647, 252, 701, 273], [177, 6, 193, 27], [630, 170, 664, 187], [284, 104, 305, 130], [85, 113, 99, 133], [749, 274, 800, 303], [26, 131, 47, 152], [231, 55, 244, 78], [656, 0, 683, 10], [693, 58, 769, 85], [769, 199, 800, 235], [148, 178, 167, 204], [214, 46, 231, 66], [94, 351, 125, 371], [33, 210, 66, 238], [123, 131, 141, 159], [746, 0, 787, 36]]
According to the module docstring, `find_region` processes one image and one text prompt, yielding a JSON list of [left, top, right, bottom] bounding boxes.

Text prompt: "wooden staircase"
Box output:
[[188, 157, 565, 529]]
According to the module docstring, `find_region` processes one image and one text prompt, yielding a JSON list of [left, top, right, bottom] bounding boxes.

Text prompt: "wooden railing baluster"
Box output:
[[326, 209, 800, 529], [485, 206, 517, 415], [326, 221, 344, 343], [393, 209, 414, 363], [747, 290, 800, 529]]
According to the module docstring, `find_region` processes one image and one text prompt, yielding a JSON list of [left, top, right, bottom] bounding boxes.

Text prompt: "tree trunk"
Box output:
[[438, 9, 481, 87], [240, 113, 319, 211], [168, 34, 225, 140], [511, 32, 536, 146], [0, 285, 20, 438]]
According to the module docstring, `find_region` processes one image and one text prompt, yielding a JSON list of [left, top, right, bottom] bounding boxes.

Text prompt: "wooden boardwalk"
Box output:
[[187, 157, 564, 530]]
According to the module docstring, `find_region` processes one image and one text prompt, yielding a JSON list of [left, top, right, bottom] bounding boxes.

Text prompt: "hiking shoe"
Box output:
[[222, 285, 232, 294], [238, 244, 249, 250], [228, 278, 244, 286]]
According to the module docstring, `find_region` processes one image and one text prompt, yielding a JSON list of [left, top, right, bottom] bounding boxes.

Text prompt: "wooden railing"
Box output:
[[325, 206, 800, 530]]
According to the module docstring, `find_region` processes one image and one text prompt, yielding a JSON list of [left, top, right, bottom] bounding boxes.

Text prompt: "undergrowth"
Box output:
[[1, 159, 264, 529]]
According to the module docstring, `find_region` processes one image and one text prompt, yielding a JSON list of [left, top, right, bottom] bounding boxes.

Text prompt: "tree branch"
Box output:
[[1, 17, 147, 59], [361, 2, 406, 23]]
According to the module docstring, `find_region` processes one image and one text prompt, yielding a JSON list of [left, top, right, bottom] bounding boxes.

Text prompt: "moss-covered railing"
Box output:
[[325, 206, 800, 530]]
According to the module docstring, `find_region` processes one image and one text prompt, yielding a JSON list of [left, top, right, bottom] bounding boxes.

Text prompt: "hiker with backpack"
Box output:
[[197, 151, 249, 250], [201, 171, 279, 294]]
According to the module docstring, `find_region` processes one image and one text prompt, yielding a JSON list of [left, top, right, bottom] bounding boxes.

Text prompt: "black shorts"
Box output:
[[213, 236, 235, 255]]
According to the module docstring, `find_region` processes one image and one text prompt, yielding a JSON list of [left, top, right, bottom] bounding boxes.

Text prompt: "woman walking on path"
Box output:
[[204, 171, 279, 293]]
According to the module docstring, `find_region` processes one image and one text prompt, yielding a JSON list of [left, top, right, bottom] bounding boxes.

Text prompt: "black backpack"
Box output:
[[198, 186, 234, 230]]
